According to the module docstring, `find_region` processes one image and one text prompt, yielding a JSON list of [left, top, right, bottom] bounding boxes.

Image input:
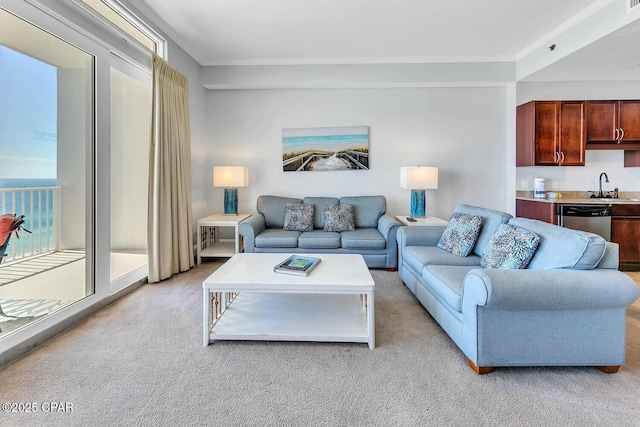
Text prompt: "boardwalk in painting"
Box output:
[[283, 150, 369, 172], [282, 126, 369, 172]]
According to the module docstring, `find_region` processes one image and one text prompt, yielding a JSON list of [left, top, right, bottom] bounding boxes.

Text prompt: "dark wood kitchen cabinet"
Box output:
[[586, 100, 640, 145], [516, 199, 558, 224], [611, 204, 640, 270], [516, 101, 586, 167]]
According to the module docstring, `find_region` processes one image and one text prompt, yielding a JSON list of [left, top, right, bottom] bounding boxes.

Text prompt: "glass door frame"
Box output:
[[0, 0, 110, 360]]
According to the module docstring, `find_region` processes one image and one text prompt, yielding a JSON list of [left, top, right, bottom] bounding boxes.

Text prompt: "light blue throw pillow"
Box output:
[[283, 203, 314, 232], [437, 212, 483, 257], [481, 223, 540, 269]]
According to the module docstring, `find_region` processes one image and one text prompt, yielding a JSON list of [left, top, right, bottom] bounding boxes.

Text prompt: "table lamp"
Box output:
[[400, 166, 438, 217], [213, 166, 249, 215]]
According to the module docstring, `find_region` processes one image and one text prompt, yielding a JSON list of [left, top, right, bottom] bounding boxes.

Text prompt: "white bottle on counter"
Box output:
[[534, 177, 546, 199]]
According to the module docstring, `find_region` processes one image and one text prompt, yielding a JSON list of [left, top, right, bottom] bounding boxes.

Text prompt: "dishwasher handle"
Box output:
[[560, 205, 611, 217]]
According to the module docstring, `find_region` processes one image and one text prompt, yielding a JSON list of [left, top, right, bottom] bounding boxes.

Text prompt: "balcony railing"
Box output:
[[0, 186, 61, 261]]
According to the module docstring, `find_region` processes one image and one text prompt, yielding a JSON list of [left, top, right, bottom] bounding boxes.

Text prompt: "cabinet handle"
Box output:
[[554, 151, 559, 164], [560, 152, 565, 165], [619, 128, 625, 142], [615, 128, 619, 141]]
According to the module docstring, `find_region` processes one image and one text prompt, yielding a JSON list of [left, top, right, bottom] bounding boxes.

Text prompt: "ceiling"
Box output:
[[126, 0, 640, 80]]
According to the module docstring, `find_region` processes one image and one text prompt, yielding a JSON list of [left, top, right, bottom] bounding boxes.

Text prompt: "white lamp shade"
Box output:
[[213, 166, 249, 188], [400, 166, 438, 189]]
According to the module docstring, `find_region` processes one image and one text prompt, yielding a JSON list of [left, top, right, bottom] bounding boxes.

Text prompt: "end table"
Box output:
[[395, 215, 448, 227], [197, 214, 251, 264]]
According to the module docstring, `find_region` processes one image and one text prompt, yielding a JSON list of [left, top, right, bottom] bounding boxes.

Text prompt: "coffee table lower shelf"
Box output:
[[206, 292, 372, 347]]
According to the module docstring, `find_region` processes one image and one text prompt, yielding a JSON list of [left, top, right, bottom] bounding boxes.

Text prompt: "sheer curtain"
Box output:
[[147, 54, 193, 283]]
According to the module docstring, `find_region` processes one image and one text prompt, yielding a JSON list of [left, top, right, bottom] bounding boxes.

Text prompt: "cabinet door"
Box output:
[[534, 101, 559, 165], [516, 102, 535, 166], [586, 100, 618, 143], [618, 100, 640, 143], [611, 217, 640, 263], [558, 101, 586, 166], [516, 199, 558, 224]]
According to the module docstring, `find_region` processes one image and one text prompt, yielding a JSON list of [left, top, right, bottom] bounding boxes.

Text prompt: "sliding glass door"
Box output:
[[110, 62, 151, 290], [0, 8, 94, 336]]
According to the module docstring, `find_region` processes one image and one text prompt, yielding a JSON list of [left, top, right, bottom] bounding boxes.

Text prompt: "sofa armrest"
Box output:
[[377, 214, 401, 269], [463, 268, 640, 311], [377, 214, 401, 243], [397, 225, 446, 248], [238, 215, 266, 253]]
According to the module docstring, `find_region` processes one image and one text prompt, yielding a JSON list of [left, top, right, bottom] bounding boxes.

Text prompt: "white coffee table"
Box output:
[[202, 253, 375, 349]]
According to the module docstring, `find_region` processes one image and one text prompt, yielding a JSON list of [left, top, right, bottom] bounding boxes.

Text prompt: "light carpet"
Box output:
[[0, 261, 639, 427]]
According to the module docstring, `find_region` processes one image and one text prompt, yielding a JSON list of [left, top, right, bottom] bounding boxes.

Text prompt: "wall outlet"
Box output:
[[551, 180, 558, 189], [522, 179, 530, 189]]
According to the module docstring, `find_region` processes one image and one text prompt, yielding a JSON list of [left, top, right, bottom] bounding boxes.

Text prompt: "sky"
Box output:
[[0, 45, 57, 179], [282, 126, 369, 154]]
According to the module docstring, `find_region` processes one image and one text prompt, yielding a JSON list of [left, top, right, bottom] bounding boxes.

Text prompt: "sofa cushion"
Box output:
[[298, 230, 341, 249], [257, 195, 303, 229], [437, 212, 483, 257], [254, 229, 301, 248], [480, 223, 540, 269], [508, 217, 607, 270], [421, 265, 476, 313], [324, 205, 355, 232], [303, 197, 339, 229], [341, 229, 386, 250], [453, 204, 513, 257], [283, 203, 314, 232], [340, 196, 385, 228], [403, 246, 481, 274]]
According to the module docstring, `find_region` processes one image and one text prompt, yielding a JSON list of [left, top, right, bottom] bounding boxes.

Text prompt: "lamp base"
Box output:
[[223, 188, 238, 215], [410, 189, 426, 217]]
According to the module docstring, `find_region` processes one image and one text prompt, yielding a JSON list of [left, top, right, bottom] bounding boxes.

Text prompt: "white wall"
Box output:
[[516, 81, 640, 194], [57, 69, 88, 250], [206, 86, 508, 220]]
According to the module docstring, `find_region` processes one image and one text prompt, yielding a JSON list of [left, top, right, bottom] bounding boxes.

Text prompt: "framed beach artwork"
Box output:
[[282, 126, 369, 172]]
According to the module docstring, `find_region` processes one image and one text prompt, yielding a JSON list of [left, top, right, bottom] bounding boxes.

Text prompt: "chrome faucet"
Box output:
[[598, 172, 609, 198]]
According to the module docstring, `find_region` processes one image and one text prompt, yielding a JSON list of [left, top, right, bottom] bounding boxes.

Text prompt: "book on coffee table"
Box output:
[[274, 255, 321, 276]]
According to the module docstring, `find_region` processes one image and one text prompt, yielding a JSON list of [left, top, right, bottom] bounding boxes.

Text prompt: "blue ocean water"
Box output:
[[0, 178, 57, 189], [0, 178, 58, 257], [282, 133, 369, 149]]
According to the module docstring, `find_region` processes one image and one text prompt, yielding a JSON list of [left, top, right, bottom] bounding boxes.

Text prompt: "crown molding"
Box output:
[[200, 55, 515, 67], [515, 0, 615, 60], [203, 81, 514, 90]]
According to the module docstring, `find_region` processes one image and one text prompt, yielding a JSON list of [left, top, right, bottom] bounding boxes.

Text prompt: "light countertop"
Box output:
[[516, 191, 640, 205]]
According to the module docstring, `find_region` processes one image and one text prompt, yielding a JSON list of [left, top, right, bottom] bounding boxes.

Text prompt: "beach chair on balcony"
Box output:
[[0, 213, 30, 263], [0, 214, 32, 332]]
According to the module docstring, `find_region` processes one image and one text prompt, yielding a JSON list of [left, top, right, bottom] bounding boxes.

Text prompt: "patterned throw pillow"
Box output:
[[323, 204, 355, 232], [283, 203, 314, 232], [481, 223, 540, 269], [437, 212, 483, 257]]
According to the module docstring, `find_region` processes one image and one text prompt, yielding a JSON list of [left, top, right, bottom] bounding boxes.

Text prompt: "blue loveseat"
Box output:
[[239, 195, 401, 269], [398, 204, 640, 374]]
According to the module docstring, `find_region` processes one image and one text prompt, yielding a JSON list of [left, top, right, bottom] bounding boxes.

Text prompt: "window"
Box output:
[[0, 8, 95, 336], [78, 0, 163, 55], [109, 61, 151, 289]]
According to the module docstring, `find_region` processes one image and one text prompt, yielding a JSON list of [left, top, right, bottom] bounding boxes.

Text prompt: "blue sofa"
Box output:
[[239, 195, 401, 269], [398, 204, 640, 374]]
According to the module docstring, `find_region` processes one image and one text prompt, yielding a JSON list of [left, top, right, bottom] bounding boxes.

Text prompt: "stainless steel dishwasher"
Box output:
[[558, 204, 611, 241]]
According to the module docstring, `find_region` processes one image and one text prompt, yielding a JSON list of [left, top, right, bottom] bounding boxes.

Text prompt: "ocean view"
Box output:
[[0, 178, 57, 189]]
